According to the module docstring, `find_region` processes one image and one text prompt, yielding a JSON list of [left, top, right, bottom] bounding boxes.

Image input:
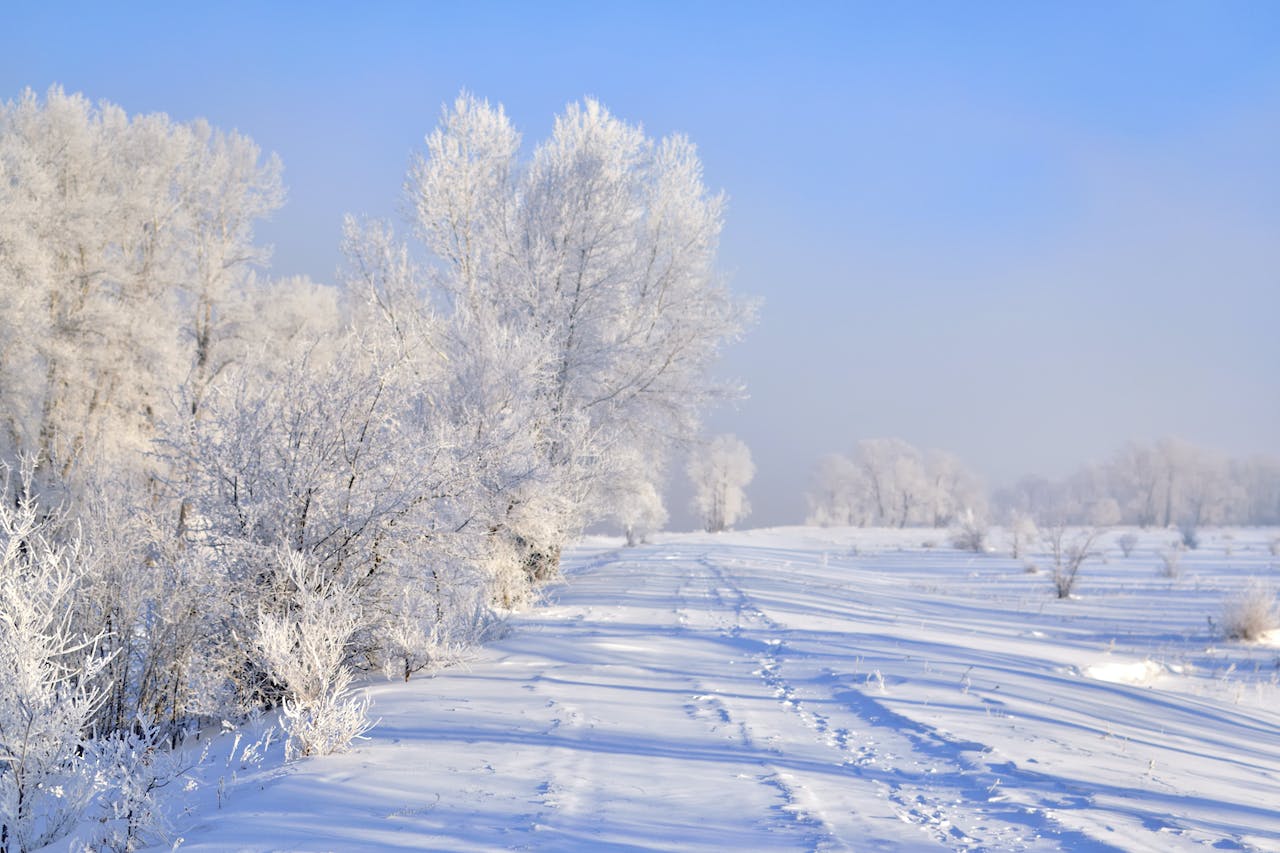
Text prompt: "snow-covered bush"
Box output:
[[256, 552, 373, 760], [87, 714, 206, 852], [379, 559, 501, 681], [73, 486, 239, 745], [1221, 581, 1279, 642], [1158, 548, 1183, 580], [1116, 532, 1139, 558], [0, 472, 109, 851], [950, 509, 988, 553]]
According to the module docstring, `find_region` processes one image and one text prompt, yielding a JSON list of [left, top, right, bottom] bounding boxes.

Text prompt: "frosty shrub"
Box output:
[[1045, 526, 1102, 599], [950, 509, 987, 553], [380, 560, 501, 681], [256, 552, 373, 760], [1179, 525, 1200, 551], [1116, 532, 1139, 558], [88, 714, 206, 853], [1158, 548, 1183, 580], [1221, 581, 1279, 642], [0, 472, 110, 852]]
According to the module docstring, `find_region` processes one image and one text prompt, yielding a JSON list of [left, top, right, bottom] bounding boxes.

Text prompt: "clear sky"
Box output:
[[4, 1, 1278, 528]]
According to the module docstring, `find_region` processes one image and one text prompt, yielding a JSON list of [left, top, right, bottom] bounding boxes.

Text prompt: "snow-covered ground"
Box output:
[[137, 527, 1280, 851]]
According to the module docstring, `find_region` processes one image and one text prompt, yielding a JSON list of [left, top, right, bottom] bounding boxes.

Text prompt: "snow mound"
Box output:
[[1083, 659, 1165, 685], [1256, 628, 1280, 647]]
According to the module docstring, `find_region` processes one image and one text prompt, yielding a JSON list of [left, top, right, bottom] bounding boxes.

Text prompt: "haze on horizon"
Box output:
[[4, 1, 1277, 528]]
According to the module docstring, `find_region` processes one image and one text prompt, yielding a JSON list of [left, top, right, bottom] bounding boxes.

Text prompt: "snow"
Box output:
[[1082, 659, 1165, 685], [125, 526, 1280, 851]]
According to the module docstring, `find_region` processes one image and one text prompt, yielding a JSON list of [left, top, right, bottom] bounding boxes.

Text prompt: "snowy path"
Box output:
[[163, 529, 1280, 852]]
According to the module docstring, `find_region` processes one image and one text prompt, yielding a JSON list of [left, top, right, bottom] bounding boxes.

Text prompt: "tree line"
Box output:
[[807, 436, 1280, 530]]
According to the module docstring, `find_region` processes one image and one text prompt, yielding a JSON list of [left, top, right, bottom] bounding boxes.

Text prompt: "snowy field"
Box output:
[[120, 527, 1280, 852]]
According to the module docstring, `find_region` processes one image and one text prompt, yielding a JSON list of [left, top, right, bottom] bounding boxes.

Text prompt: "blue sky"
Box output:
[[4, 2, 1278, 526]]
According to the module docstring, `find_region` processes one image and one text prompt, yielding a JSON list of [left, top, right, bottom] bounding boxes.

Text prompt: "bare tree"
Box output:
[[1045, 526, 1103, 599]]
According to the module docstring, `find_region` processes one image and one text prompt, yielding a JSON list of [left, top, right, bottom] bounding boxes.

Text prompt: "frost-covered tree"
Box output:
[[924, 449, 986, 528], [688, 434, 754, 533], [1234, 455, 1280, 525], [0, 85, 583, 841], [807, 440, 983, 529], [806, 453, 863, 526], [995, 439, 1278, 528], [0, 87, 281, 495], [856, 439, 928, 528], [599, 446, 669, 546], [614, 476, 669, 547], [404, 93, 751, 574]]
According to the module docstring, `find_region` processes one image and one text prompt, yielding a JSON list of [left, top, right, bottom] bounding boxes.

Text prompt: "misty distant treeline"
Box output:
[[0, 87, 748, 848], [808, 437, 1280, 529]]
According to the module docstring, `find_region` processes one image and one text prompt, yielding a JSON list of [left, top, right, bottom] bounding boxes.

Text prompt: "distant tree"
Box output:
[[1109, 441, 1165, 528], [925, 449, 986, 528], [806, 453, 863, 526], [993, 441, 1280, 528], [808, 440, 983, 529], [604, 448, 669, 546], [1235, 455, 1280, 525], [689, 434, 754, 533], [992, 474, 1061, 526], [1007, 511, 1038, 559], [853, 439, 924, 527]]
